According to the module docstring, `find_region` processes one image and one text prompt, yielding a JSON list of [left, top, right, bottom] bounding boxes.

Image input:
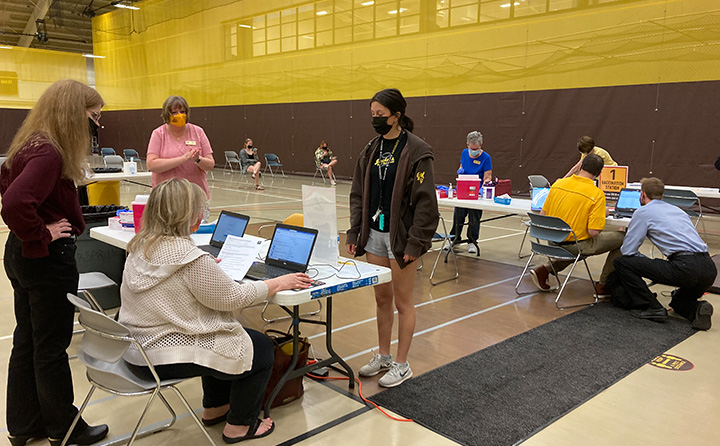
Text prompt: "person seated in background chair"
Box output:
[[531, 154, 624, 295], [314, 140, 338, 186], [119, 178, 312, 443], [240, 138, 264, 190], [446, 131, 492, 254], [563, 135, 617, 178], [610, 177, 715, 329]]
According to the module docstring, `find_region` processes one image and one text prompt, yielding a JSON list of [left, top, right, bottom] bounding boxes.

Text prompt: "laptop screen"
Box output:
[[210, 211, 250, 247], [616, 189, 641, 211], [531, 187, 550, 212], [266, 224, 318, 269]]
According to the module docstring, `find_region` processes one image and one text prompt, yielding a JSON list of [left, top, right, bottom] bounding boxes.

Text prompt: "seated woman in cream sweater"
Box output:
[[119, 178, 312, 443]]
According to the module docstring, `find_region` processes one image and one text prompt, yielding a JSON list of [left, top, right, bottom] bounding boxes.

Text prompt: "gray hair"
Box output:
[[467, 131, 483, 146]]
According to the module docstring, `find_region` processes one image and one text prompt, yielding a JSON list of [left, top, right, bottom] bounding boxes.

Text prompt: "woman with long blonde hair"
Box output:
[[1, 79, 109, 446], [121, 178, 311, 443]]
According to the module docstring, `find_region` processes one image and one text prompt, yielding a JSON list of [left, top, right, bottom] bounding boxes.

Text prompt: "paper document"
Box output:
[[217, 235, 263, 281]]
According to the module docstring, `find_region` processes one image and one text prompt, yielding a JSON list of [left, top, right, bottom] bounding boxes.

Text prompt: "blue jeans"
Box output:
[[136, 329, 275, 425], [4, 233, 88, 438]]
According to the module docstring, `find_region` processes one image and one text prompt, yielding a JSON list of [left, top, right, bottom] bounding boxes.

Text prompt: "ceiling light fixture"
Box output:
[[113, 2, 140, 10], [388, 8, 407, 14], [361, 1, 375, 5], [82, 54, 106, 59], [238, 24, 252, 29], [0, 45, 13, 50], [316, 10, 328, 16]]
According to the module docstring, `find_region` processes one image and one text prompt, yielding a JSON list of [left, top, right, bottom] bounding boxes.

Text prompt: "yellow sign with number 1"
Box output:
[[598, 165, 628, 198]]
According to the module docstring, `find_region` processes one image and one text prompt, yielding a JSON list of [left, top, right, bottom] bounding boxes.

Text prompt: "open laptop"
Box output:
[[198, 210, 250, 257], [531, 187, 550, 212], [245, 224, 318, 280], [614, 188, 642, 218]]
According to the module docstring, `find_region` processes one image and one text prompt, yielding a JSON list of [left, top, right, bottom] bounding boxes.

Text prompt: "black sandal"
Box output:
[[222, 419, 274, 444]]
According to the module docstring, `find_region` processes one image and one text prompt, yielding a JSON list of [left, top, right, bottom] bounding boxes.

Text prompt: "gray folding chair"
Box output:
[[515, 213, 598, 310], [103, 155, 124, 170], [518, 175, 552, 258], [63, 293, 217, 446], [429, 213, 459, 285], [223, 151, 242, 173], [312, 157, 335, 184], [663, 188, 703, 229]]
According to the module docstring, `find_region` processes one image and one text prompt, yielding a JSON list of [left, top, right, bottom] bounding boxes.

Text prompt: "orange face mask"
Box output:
[[170, 113, 187, 127]]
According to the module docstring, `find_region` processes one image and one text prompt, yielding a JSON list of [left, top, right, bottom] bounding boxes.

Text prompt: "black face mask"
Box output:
[[372, 116, 393, 135], [247, 144, 252, 149], [88, 118, 99, 151]]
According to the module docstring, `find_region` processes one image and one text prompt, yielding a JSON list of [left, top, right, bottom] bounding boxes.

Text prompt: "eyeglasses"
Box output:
[[89, 111, 101, 121]]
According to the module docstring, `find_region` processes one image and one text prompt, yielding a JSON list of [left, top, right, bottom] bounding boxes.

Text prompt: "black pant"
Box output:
[[449, 208, 482, 243], [613, 253, 717, 320], [4, 233, 88, 438], [136, 329, 274, 426]]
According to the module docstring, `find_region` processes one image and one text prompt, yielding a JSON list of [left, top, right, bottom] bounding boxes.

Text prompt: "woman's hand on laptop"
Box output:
[[266, 273, 313, 295]]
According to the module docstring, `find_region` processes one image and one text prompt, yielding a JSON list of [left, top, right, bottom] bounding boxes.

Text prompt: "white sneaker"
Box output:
[[442, 240, 452, 251], [358, 353, 393, 377], [467, 244, 478, 254], [378, 361, 413, 388]]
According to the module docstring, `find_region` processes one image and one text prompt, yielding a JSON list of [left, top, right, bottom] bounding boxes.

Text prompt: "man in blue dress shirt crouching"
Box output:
[[611, 177, 715, 330]]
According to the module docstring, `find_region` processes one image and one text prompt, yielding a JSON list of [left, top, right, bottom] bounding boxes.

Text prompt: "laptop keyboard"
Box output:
[[250, 263, 295, 279]]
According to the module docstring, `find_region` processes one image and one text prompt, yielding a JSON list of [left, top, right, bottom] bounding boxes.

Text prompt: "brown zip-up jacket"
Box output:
[[346, 131, 439, 269]]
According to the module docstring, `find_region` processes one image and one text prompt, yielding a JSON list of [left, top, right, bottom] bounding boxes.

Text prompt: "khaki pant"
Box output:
[[544, 231, 625, 283]]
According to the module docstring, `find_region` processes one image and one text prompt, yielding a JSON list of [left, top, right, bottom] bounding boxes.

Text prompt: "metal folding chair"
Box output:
[[63, 293, 217, 446], [312, 158, 335, 184], [518, 175, 552, 258], [263, 153, 285, 177], [663, 188, 703, 230], [101, 147, 116, 157], [515, 213, 598, 310], [429, 213, 459, 285], [223, 151, 242, 173]]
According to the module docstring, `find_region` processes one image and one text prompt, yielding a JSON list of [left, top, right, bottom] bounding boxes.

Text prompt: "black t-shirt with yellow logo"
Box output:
[[369, 132, 407, 232]]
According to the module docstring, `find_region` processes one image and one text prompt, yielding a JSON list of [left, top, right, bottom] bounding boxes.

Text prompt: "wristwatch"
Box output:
[[195, 158, 201, 164]]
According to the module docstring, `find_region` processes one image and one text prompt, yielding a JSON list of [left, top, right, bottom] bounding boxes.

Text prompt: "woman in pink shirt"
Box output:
[[147, 96, 215, 221]]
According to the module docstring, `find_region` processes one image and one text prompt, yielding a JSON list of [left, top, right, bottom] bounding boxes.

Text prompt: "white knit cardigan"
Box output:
[[119, 236, 269, 375]]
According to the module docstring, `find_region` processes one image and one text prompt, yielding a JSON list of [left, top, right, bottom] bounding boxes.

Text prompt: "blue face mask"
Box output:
[[468, 148, 482, 157]]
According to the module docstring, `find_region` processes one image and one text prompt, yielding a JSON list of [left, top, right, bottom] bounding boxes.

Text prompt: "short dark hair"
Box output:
[[641, 177, 665, 200], [161, 96, 189, 124], [581, 153, 604, 176], [370, 88, 414, 132], [577, 136, 595, 154]]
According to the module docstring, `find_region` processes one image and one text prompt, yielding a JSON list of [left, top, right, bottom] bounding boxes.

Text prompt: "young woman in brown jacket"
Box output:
[[346, 88, 438, 388]]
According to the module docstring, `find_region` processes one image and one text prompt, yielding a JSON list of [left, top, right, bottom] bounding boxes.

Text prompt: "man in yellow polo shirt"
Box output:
[[531, 154, 625, 296]]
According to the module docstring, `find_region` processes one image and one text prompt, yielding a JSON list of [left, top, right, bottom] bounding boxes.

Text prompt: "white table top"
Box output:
[[437, 196, 631, 228], [86, 171, 153, 182], [626, 182, 720, 200], [90, 226, 391, 306]]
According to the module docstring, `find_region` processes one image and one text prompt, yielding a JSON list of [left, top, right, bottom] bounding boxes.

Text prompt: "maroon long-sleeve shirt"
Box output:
[[1, 138, 85, 258]]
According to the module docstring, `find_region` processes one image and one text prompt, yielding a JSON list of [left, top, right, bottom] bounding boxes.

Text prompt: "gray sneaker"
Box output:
[[358, 353, 393, 377], [378, 361, 413, 388]]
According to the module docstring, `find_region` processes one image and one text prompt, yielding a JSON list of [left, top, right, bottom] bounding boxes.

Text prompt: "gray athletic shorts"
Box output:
[[364, 228, 395, 259]]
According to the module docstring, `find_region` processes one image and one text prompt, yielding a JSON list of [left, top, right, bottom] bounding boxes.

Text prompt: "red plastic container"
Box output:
[[456, 179, 481, 199], [132, 202, 146, 233]]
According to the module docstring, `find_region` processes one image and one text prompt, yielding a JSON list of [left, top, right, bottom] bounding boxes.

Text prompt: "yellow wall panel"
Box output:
[[88, 0, 720, 110], [0, 47, 88, 109]]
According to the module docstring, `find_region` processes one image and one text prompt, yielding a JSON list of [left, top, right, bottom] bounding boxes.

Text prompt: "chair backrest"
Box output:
[[528, 175, 551, 189], [123, 149, 138, 161], [104, 155, 124, 168], [526, 213, 580, 260], [101, 147, 116, 157], [68, 293, 132, 363], [264, 153, 279, 163], [662, 188, 698, 208], [283, 213, 304, 226], [225, 151, 239, 161]]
